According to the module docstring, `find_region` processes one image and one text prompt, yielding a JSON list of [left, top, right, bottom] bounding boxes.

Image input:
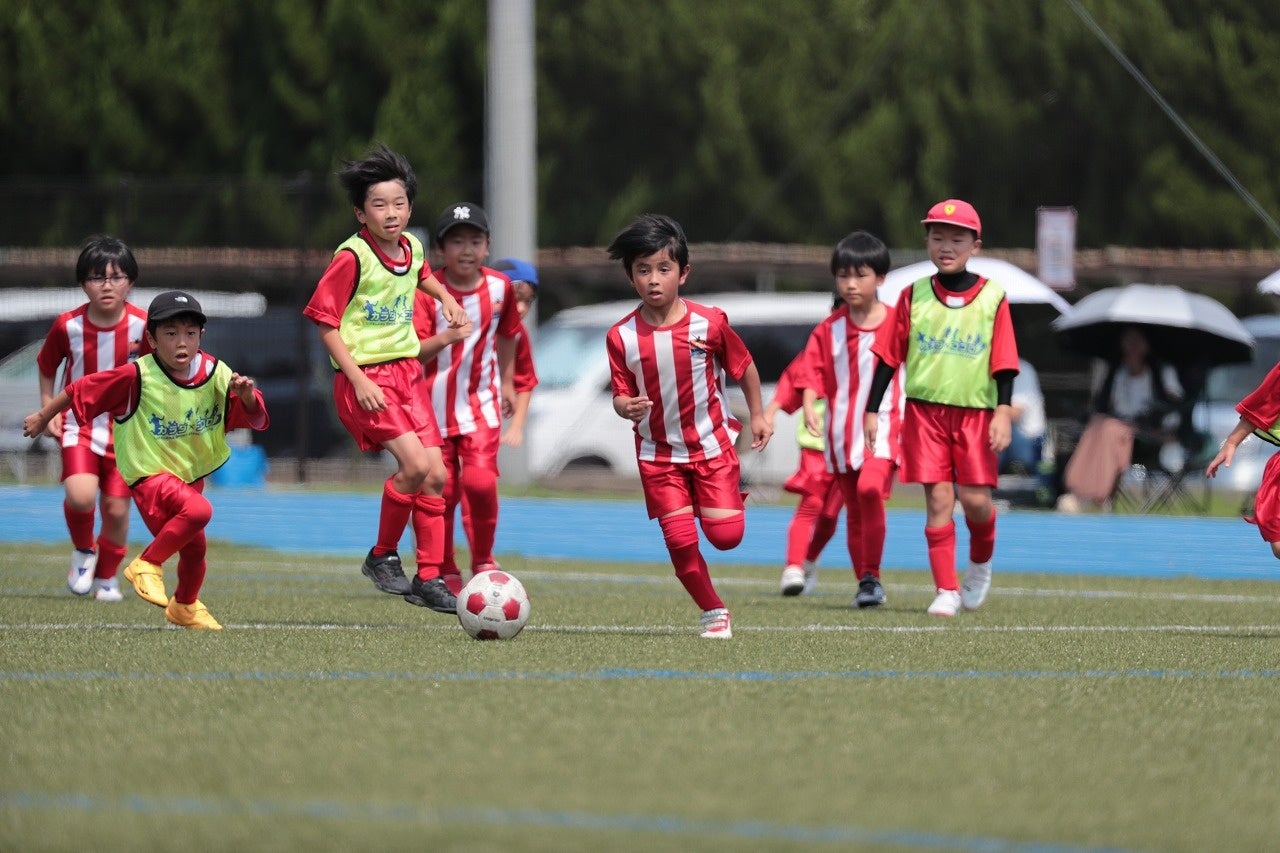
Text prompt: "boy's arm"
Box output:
[[1206, 416, 1259, 477], [316, 323, 385, 412], [417, 275, 467, 327], [37, 371, 64, 439], [227, 374, 269, 430], [417, 316, 475, 364], [497, 335, 517, 418], [801, 387, 822, 437], [23, 388, 72, 438], [501, 390, 533, 447], [613, 393, 653, 422], [735, 361, 772, 451]]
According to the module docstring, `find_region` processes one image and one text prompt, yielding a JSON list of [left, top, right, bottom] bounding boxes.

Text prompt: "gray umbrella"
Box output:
[[1051, 283, 1254, 367]]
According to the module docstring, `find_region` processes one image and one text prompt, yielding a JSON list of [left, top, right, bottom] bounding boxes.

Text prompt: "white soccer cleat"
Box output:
[[779, 565, 805, 596], [92, 577, 123, 602], [802, 559, 819, 595], [67, 549, 97, 595], [699, 608, 733, 639], [926, 588, 962, 617], [961, 560, 992, 611]]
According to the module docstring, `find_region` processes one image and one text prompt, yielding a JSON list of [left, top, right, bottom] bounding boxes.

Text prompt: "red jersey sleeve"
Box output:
[[988, 297, 1020, 375], [513, 326, 538, 393], [495, 279, 523, 339], [36, 316, 70, 379], [606, 325, 639, 399], [871, 290, 912, 369], [1236, 362, 1280, 432], [413, 288, 440, 341], [65, 363, 139, 423], [302, 250, 359, 329], [716, 311, 754, 381], [771, 353, 808, 414], [226, 388, 270, 431]]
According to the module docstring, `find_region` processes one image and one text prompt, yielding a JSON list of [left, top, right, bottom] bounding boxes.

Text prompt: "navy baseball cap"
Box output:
[[492, 257, 539, 288], [435, 202, 490, 241]]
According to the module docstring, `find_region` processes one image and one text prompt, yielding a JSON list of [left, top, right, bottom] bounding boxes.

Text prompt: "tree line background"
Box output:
[[2, 0, 1278, 252]]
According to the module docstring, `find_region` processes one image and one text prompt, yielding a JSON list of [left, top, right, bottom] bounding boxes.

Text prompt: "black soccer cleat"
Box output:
[[854, 576, 887, 609], [403, 575, 458, 614], [361, 549, 412, 595]]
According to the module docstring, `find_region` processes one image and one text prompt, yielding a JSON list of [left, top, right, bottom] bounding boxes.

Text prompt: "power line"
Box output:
[[1064, 0, 1280, 242]]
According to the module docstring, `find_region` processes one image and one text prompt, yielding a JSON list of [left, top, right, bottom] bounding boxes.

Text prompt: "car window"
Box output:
[[1205, 336, 1280, 402], [535, 324, 609, 390], [734, 323, 815, 384]]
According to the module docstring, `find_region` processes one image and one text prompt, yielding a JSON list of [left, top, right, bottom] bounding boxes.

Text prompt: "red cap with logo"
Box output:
[[921, 199, 981, 237]]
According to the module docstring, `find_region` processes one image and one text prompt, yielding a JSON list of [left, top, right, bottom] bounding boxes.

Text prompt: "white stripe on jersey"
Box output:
[[821, 315, 903, 474], [427, 273, 505, 436], [57, 309, 147, 455]]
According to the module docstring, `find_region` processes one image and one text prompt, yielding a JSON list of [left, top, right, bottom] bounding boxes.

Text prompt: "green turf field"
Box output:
[[3, 542, 1279, 852]]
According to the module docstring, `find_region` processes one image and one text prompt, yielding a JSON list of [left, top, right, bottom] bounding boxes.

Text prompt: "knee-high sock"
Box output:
[[785, 496, 823, 566], [171, 531, 209, 605], [64, 502, 96, 552], [140, 491, 212, 567], [412, 494, 446, 581], [853, 461, 892, 579], [461, 465, 499, 568], [700, 513, 744, 551], [806, 482, 843, 562], [374, 477, 414, 556], [95, 535, 128, 580], [966, 509, 997, 564], [660, 514, 723, 611], [925, 521, 958, 591]]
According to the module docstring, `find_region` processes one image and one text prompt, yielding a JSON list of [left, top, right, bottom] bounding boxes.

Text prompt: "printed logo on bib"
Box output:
[[362, 294, 413, 325], [147, 402, 224, 439], [914, 327, 989, 360]]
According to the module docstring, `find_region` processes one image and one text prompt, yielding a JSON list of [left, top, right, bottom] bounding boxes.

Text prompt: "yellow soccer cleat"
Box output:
[[164, 598, 223, 631], [123, 557, 168, 607]]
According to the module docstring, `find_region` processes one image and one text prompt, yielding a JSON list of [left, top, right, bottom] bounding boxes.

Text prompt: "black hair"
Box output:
[[606, 213, 689, 274], [76, 235, 138, 283], [830, 230, 891, 277], [338, 143, 417, 208]]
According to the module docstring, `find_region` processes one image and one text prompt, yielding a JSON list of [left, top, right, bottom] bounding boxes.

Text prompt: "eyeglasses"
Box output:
[[85, 274, 131, 285]]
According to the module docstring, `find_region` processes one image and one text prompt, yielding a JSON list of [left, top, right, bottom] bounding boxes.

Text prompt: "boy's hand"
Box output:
[[446, 315, 474, 343], [440, 293, 468, 328], [749, 412, 773, 451], [803, 406, 822, 437], [500, 424, 524, 448], [1206, 443, 1235, 478], [501, 380, 517, 419], [989, 407, 1013, 453], [863, 411, 879, 449], [22, 410, 49, 439], [616, 395, 653, 422], [229, 373, 257, 402], [354, 374, 386, 412], [44, 412, 64, 440]]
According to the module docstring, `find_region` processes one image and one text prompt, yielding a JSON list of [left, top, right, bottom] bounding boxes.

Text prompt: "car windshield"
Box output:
[[1205, 335, 1280, 402], [534, 324, 609, 390]]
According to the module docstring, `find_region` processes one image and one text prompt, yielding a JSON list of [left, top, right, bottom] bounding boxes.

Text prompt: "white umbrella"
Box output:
[[1257, 268, 1280, 295], [879, 257, 1072, 314], [1051, 283, 1254, 367]]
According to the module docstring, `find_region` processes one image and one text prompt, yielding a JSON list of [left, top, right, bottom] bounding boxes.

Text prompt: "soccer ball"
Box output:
[[456, 570, 530, 640]]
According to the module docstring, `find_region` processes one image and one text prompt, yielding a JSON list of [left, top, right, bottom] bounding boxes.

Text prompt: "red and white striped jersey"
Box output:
[[37, 303, 148, 455], [797, 306, 904, 473], [606, 299, 754, 464], [416, 268, 522, 437]]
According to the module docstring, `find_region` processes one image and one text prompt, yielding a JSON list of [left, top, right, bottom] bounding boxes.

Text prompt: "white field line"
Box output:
[[3, 621, 1280, 635]]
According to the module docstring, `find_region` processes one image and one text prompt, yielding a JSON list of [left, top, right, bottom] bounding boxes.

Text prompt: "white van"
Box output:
[[523, 291, 838, 486], [1192, 314, 1280, 493]]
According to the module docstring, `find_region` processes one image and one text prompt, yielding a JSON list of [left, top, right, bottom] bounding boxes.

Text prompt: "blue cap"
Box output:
[[492, 257, 539, 288]]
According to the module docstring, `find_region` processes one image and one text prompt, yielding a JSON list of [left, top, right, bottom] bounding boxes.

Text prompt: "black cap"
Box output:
[[435, 202, 490, 241], [147, 290, 207, 324]]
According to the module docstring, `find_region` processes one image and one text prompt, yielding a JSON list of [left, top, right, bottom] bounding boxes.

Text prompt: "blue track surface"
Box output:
[[0, 484, 1274, 581]]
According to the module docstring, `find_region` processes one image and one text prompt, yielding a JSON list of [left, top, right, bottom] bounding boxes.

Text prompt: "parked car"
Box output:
[[523, 291, 837, 485], [1192, 314, 1280, 493]]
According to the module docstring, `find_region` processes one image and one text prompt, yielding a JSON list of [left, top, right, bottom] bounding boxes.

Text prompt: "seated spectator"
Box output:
[[999, 358, 1046, 475], [1058, 326, 1182, 511]]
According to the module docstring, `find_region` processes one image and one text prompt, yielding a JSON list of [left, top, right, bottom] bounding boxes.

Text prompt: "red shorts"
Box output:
[[60, 444, 131, 498], [442, 424, 502, 475], [899, 400, 998, 487], [1247, 451, 1280, 542], [131, 472, 206, 533], [783, 446, 836, 499], [638, 452, 743, 519], [333, 359, 442, 452]]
